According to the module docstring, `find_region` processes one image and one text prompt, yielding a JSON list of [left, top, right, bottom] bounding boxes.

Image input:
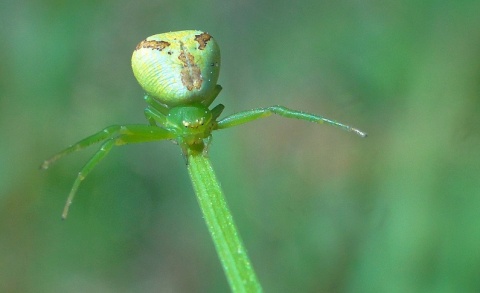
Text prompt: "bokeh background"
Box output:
[[1, 0, 480, 292]]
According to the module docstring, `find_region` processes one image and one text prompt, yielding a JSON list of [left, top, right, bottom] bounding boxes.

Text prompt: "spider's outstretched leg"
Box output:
[[59, 125, 176, 219], [41, 125, 172, 169], [216, 105, 367, 137]]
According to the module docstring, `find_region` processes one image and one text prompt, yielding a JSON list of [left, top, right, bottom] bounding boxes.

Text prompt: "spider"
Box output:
[[41, 30, 366, 219]]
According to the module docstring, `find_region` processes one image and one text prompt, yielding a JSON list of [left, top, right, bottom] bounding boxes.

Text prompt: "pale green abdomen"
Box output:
[[131, 30, 221, 107]]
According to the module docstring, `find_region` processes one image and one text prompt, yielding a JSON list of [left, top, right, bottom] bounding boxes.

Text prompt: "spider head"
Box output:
[[167, 103, 214, 146]]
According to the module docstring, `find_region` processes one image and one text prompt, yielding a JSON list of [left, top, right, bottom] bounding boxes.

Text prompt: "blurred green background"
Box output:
[[1, 0, 480, 292]]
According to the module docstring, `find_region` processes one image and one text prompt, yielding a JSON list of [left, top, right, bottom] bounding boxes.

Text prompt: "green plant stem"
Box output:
[[187, 151, 263, 292]]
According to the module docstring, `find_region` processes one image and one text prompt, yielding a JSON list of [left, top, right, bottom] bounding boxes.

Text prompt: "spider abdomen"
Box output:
[[132, 30, 221, 107]]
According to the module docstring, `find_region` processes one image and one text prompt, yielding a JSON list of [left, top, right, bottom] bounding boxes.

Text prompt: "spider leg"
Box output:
[[41, 124, 172, 169], [202, 84, 222, 107], [144, 106, 170, 127], [144, 95, 169, 126], [144, 95, 169, 115], [210, 103, 225, 121], [215, 105, 367, 137], [60, 125, 176, 219]]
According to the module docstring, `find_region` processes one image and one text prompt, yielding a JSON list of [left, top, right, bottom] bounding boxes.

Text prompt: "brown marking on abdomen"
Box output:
[[194, 33, 212, 50], [178, 47, 202, 91], [135, 39, 170, 51]]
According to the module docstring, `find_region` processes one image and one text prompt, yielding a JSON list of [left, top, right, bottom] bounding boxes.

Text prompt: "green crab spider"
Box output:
[[41, 30, 366, 219]]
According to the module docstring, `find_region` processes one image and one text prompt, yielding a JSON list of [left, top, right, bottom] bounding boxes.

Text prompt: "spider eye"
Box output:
[[132, 31, 221, 107]]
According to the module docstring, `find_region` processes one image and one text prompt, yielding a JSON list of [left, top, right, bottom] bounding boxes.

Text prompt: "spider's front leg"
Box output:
[[41, 124, 169, 169], [41, 124, 176, 219], [215, 105, 367, 137]]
